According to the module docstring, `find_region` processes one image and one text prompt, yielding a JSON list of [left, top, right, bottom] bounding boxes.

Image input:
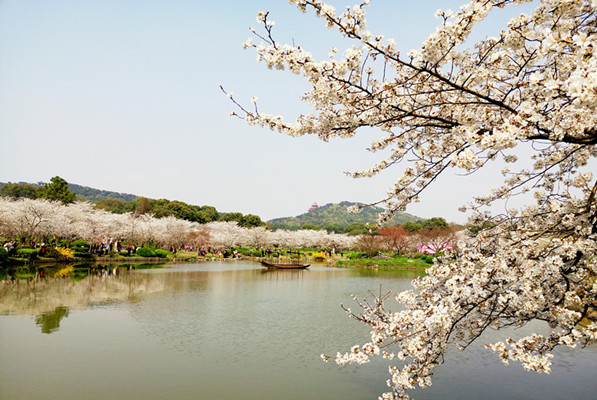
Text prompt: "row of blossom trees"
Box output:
[[0, 198, 356, 250]]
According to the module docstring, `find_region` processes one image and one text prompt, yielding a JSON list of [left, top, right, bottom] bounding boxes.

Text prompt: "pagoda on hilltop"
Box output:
[[308, 202, 319, 212]]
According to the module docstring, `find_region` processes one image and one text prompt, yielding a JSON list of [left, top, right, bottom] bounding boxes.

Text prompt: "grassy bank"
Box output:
[[335, 255, 433, 269]]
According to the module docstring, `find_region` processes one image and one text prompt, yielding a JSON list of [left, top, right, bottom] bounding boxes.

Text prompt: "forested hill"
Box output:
[[0, 181, 137, 202], [0, 179, 262, 227], [268, 201, 423, 233], [68, 183, 137, 202]]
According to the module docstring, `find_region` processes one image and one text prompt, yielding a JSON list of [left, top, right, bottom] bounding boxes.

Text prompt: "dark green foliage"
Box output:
[[17, 248, 38, 260], [71, 240, 91, 258], [135, 197, 153, 214], [197, 206, 219, 222], [0, 247, 8, 265], [219, 212, 264, 227], [154, 249, 168, 258], [269, 201, 423, 232], [239, 214, 264, 228], [467, 221, 495, 236], [95, 198, 136, 214], [221, 212, 243, 223], [1, 181, 137, 203], [345, 222, 367, 236], [0, 182, 43, 199], [136, 247, 155, 257], [165, 200, 202, 221], [42, 176, 75, 204], [150, 199, 221, 223], [238, 248, 255, 257], [67, 183, 137, 202], [349, 251, 367, 259], [345, 222, 378, 236], [300, 223, 321, 230], [422, 217, 449, 230], [71, 239, 88, 247], [402, 221, 423, 232], [323, 223, 345, 233], [43, 247, 62, 259]]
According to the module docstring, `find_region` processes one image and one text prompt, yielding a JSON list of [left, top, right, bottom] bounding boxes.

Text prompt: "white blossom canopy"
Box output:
[[229, 1, 597, 399], [0, 198, 356, 250]]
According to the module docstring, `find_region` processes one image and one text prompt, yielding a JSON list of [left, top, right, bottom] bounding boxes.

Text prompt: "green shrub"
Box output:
[[17, 248, 37, 260], [154, 249, 168, 258], [43, 247, 61, 259], [136, 247, 155, 257], [349, 251, 367, 259], [0, 247, 8, 265], [71, 239, 88, 248], [71, 240, 91, 258], [239, 248, 258, 257]]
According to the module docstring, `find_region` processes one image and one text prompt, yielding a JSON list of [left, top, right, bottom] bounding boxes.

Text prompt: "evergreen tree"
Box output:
[[42, 176, 75, 204]]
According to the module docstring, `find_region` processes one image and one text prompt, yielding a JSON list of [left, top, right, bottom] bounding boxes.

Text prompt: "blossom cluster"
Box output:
[[231, 0, 597, 398]]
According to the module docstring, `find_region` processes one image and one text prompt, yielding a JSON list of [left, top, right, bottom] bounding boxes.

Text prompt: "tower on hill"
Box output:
[[308, 202, 319, 212]]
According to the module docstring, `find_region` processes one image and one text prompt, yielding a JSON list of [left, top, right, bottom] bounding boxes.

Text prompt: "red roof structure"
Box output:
[[308, 202, 319, 212]]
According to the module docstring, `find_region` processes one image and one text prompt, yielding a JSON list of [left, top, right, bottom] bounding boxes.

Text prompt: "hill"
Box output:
[[68, 183, 137, 202], [0, 181, 137, 202], [0, 180, 262, 227], [268, 201, 423, 233]]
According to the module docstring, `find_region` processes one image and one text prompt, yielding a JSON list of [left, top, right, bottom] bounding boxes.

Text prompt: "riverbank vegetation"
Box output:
[[0, 196, 464, 280]]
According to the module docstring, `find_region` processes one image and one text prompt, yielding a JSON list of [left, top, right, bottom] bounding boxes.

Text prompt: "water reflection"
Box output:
[[0, 265, 169, 321], [35, 306, 69, 334], [1, 262, 596, 400], [260, 268, 308, 279]]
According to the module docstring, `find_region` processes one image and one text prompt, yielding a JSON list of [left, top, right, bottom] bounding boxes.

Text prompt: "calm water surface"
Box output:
[[1, 262, 595, 400]]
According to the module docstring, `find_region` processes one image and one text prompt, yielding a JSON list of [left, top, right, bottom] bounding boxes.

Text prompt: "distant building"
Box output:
[[308, 202, 319, 212]]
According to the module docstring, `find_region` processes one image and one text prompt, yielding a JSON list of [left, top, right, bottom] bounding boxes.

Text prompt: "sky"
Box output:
[[0, 0, 533, 223]]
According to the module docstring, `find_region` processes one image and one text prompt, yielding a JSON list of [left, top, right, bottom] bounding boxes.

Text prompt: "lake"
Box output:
[[1, 262, 595, 400]]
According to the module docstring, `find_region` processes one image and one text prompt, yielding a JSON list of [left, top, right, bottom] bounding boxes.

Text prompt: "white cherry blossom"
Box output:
[[231, 1, 597, 399]]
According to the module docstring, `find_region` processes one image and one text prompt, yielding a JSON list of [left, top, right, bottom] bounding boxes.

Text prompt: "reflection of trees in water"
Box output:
[[0, 271, 167, 317], [127, 268, 265, 357], [260, 269, 307, 280], [35, 306, 69, 334]]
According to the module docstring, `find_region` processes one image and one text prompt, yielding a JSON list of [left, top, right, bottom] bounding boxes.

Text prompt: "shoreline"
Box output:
[[3, 254, 429, 271]]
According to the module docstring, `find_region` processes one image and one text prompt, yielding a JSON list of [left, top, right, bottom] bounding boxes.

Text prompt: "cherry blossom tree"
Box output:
[[415, 227, 460, 255], [231, 1, 597, 398], [0, 198, 60, 241], [205, 221, 243, 249]]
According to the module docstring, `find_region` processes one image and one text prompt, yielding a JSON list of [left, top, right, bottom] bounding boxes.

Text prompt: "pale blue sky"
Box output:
[[0, 1, 531, 222]]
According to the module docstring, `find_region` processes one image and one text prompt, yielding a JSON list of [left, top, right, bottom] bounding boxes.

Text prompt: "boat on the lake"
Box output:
[[260, 260, 310, 269]]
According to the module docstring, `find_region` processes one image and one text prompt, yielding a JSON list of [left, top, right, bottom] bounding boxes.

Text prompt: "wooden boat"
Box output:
[[260, 260, 310, 269]]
